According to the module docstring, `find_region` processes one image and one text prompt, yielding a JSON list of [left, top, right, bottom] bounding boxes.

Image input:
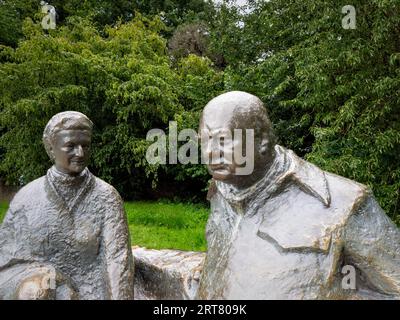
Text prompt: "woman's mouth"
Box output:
[[71, 160, 85, 165]]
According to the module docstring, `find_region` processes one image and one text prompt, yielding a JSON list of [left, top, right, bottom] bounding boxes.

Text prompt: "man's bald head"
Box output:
[[200, 91, 277, 188], [201, 91, 276, 149]]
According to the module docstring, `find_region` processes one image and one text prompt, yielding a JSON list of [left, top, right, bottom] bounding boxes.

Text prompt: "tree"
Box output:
[[168, 21, 209, 62], [0, 14, 224, 200], [135, 0, 213, 27], [0, 0, 137, 47], [49, 0, 135, 26], [0, 0, 40, 46], [209, 0, 400, 222]]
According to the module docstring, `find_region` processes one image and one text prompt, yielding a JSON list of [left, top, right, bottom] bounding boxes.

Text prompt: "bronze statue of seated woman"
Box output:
[[0, 112, 134, 300]]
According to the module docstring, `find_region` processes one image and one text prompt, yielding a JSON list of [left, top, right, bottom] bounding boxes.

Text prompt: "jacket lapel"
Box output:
[[256, 148, 334, 253]]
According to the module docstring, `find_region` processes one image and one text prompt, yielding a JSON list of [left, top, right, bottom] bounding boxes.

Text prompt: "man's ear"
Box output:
[[259, 132, 269, 155]]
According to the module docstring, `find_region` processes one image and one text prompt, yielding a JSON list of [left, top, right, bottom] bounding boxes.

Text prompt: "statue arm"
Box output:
[[0, 206, 31, 270], [1, 200, 77, 300], [343, 194, 400, 297], [102, 192, 134, 300], [0, 208, 17, 270], [0, 206, 40, 299]]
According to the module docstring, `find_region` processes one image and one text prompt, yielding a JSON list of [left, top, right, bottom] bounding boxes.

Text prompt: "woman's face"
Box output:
[[50, 129, 91, 175]]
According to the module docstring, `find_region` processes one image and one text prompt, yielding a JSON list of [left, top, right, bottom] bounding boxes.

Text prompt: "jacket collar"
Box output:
[[280, 147, 331, 208], [213, 145, 331, 209], [45, 166, 95, 213]]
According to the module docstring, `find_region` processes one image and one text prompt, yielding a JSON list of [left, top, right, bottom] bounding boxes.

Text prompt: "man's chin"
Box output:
[[211, 171, 235, 182]]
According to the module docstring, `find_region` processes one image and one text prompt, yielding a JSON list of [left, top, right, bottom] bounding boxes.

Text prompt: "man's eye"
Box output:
[[219, 137, 230, 145]]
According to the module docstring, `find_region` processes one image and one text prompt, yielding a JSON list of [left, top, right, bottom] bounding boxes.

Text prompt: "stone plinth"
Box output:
[[132, 247, 205, 300]]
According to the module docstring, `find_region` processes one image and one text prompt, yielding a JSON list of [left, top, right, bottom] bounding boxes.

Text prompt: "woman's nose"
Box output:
[[75, 145, 84, 157]]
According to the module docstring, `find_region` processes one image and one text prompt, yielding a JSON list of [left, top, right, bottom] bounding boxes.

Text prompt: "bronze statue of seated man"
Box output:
[[197, 91, 400, 299]]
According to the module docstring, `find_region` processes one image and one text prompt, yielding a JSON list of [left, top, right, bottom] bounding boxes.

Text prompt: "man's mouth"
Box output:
[[209, 164, 226, 170], [209, 164, 231, 175]]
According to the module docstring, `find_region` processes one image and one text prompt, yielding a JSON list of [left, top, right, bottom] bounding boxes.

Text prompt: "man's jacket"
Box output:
[[198, 145, 400, 299]]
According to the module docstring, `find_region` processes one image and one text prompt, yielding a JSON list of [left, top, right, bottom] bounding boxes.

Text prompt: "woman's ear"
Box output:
[[49, 145, 55, 161]]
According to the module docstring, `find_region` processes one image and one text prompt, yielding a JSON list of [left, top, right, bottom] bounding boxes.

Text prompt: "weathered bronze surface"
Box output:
[[0, 111, 134, 300], [133, 247, 204, 300], [198, 91, 400, 299]]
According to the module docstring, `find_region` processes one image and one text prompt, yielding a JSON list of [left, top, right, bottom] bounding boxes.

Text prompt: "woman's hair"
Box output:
[[43, 111, 93, 160]]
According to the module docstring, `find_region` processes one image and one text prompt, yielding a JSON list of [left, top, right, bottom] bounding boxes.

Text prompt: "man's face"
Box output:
[[51, 129, 91, 175], [200, 125, 236, 182], [200, 112, 256, 184]]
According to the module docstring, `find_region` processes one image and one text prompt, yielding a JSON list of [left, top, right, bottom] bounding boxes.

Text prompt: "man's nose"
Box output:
[[74, 145, 84, 157], [203, 140, 217, 157], [209, 139, 225, 164]]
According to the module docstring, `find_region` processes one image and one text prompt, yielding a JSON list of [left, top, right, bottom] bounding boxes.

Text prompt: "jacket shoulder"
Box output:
[[258, 160, 371, 253], [9, 176, 47, 209], [324, 171, 371, 215], [92, 176, 123, 204]]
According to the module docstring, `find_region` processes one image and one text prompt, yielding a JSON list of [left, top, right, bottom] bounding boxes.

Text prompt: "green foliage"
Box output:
[[50, 0, 135, 26], [0, 14, 223, 200], [206, 1, 244, 68], [1, 0, 399, 223], [0, 0, 137, 46], [211, 0, 400, 222], [0, 0, 40, 46], [0, 0, 215, 47], [165, 54, 224, 198], [126, 201, 209, 251], [168, 22, 210, 62], [135, 0, 214, 29], [178, 54, 224, 112]]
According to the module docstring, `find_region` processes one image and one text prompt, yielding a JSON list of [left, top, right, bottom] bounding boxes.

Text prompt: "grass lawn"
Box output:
[[126, 201, 209, 251], [0, 202, 7, 223], [0, 201, 209, 252]]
